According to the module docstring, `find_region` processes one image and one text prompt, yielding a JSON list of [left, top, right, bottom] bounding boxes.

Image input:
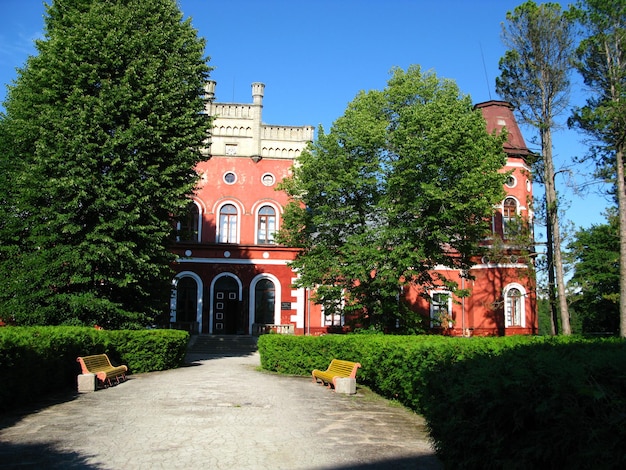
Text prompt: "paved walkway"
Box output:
[[0, 351, 442, 469]]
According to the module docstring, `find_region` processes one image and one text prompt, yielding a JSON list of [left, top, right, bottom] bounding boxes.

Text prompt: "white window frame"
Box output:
[[430, 290, 452, 328], [217, 202, 240, 244], [502, 196, 519, 236], [503, 283, 526, 328], [255, 204, 279, 245]]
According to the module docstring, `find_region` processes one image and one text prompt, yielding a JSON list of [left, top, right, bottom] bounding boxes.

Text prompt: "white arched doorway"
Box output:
[[172, 271, 203, 333]]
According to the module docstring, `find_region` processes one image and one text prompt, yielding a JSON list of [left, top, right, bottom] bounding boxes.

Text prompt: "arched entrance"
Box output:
[[254, 278, 276, 324], [172, 272, 203, 334], [249, 274, 282, 334], [213, 275, 243, 334]]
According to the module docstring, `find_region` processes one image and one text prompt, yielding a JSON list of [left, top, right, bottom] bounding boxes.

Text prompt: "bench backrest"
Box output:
[[328, 359, 361, 378], [77, 354, 113, 373]]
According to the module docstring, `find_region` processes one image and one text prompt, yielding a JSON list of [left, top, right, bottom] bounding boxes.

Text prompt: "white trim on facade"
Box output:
[[177, 257, 291, 266]]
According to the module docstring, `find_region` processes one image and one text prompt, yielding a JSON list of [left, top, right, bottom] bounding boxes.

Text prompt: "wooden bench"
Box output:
[[77, 354, 128, 387], [312, 359, 361, 389]]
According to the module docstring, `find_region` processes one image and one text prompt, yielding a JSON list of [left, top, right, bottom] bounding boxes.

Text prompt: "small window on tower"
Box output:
[[505, 175, 517, 188]]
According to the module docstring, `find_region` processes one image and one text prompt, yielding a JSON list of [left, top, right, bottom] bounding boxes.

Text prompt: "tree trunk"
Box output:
[[616, 147, 626, 338], [544, 195, 559, 335], [542, 128, 571, 335]]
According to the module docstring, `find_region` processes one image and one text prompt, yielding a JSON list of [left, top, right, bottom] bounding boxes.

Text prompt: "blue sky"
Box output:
[[0, 0, 612, 243]]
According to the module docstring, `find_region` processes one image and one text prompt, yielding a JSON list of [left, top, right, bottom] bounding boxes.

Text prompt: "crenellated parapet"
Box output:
[[203, 81, 313, 159], [262, 125, 315, 141], [212, 104, 256, 119]]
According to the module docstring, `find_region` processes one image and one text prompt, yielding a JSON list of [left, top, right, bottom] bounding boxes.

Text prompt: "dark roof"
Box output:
[[474, 100, 533, 158]]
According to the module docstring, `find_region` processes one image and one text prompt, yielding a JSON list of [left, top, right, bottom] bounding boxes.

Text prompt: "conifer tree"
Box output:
[[0, 0, 211, 328], [569, 0, 626, 337], [496, 1, 576, 335]]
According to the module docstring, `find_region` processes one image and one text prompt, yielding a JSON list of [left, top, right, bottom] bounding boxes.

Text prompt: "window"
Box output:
[[254, 279, 275, 324], [505, 175, 517, 188], [503, 197, 517, 236], [262, 173, 275, 186], [430, 291, 452, 328], [324, 309, 344, 327], [257, 205, 276, 244], [224, 171, 236, 184], [177, 202, 200, 242], [219, 204, 238, 243], [504, 285, 525, 327]]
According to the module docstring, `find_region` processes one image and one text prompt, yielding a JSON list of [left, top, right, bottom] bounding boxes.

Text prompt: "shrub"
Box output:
[[0, 326, 189, 411], [421, 337, 626, 469]]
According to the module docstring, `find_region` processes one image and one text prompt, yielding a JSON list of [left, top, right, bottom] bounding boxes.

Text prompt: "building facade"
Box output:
[[170, 83, 536, 336]]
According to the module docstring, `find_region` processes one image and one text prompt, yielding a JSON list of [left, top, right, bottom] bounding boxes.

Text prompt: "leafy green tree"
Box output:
[[0, 0, 211, 328], [277, 66, 507, 332], [569, 0, 626, 337], [568, 214, 620, 335], [496, 0, 577, 335]]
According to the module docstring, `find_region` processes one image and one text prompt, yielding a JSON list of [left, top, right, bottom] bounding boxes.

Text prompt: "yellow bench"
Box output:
[[77, 354, 128, 387], [312, 359, 361, 389]]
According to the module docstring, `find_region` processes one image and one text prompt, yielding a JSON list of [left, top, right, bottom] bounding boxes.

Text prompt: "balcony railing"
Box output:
[[252, 323, 294, 336]]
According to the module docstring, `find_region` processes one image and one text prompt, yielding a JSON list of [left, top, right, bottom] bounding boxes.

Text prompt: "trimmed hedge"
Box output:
[[0, 326, 189, 412], [422, 337, 626, 469], [257, 334, 626, 468]]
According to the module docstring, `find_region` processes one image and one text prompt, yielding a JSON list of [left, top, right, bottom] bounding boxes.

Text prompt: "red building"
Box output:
[[170, 83, 536, 336]]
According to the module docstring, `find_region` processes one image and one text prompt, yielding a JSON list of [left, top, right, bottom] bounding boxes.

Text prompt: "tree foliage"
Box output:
[[568, 214, 620, 335], [0, 0, 211, 328], [277, 66, 507, 332], [496, 0, 577, 335], [569, 0, 626, 337]]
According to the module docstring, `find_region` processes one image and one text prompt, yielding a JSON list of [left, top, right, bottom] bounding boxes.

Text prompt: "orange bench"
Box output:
[[312, 359, 361, 389], [77, 354, 128, 387]]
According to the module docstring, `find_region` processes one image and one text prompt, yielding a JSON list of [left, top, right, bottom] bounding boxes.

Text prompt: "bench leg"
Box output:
[[77, 374, 96, 393], [334, 378, 356, 394]]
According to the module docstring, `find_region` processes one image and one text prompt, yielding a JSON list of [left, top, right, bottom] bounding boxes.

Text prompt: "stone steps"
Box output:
[[187, 335, 258, 356]]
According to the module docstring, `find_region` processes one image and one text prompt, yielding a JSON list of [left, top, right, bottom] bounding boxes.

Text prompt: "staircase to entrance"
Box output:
[[186, 335, 258, 356]]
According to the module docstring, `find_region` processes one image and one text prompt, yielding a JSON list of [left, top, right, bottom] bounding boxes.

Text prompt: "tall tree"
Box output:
[[0, 0, 211, 328], [569, 0, 626, 337], [277, 66, 507, 332], [496, 0, 576, 335]]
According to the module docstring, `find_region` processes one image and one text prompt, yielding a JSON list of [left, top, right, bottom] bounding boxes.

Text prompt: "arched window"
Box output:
[[504, 284, 526, 328], [257, 205, 276, 244], [176, 277, 197, 323], [219, 204, 238, 243], [254, 279, 275, 324], [177, 202, 200, 242], [503, 197, 517, 236]]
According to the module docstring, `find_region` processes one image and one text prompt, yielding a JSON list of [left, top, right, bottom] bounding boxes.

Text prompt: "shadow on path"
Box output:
[[0, 442, 99, 469]]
